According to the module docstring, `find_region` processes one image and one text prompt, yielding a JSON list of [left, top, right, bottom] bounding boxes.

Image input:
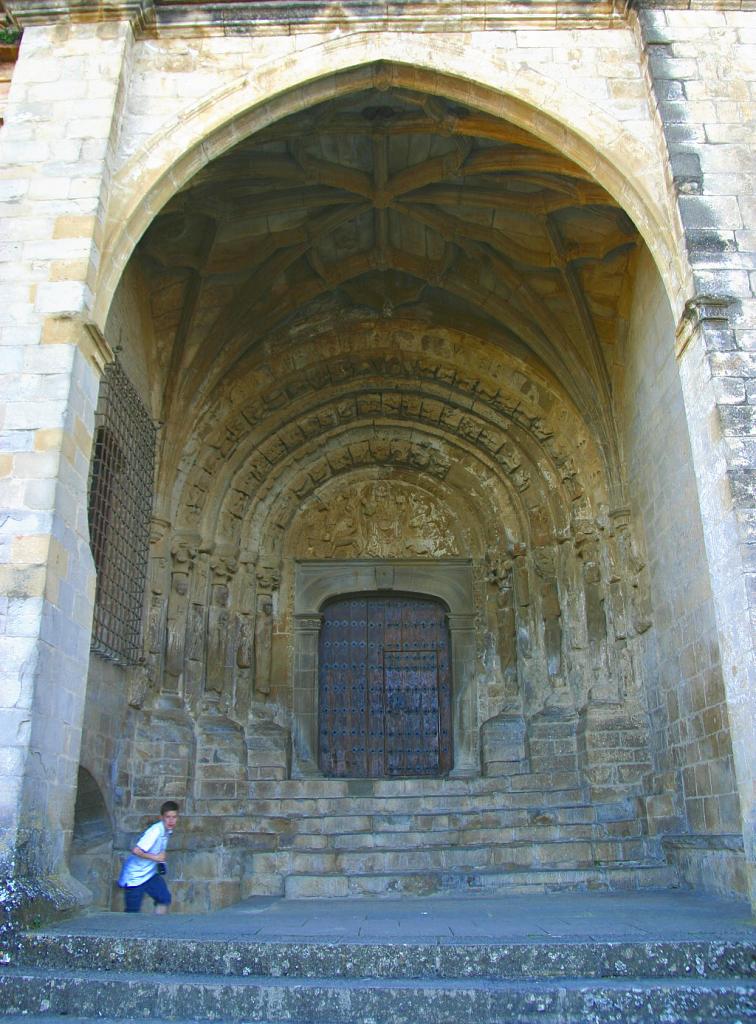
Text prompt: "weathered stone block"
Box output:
[[481, 713, 528, 776]]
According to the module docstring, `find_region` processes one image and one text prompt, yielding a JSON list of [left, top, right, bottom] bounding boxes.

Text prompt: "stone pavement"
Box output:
[[2, 891, 754, 1024], [41, 889, 756, 943]]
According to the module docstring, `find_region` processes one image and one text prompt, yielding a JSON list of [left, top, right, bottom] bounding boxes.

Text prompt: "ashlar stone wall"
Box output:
[[0, 18, 139, 908], [622, 245, 745, 895], [634, 2, 756, 904]]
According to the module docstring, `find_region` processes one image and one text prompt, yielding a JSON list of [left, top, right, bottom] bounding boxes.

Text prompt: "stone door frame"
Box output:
[[292, 560, 478, 779]]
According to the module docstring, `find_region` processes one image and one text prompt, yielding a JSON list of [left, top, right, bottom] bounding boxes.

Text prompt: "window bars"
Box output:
[[87, 359, 156, 665]]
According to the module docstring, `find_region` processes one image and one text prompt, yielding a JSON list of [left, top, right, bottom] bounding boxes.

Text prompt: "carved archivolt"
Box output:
[[161, 326, 604, 538]]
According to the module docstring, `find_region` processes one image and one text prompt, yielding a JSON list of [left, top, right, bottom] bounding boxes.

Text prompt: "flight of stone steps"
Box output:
[[154, 761, 678, 907], [1, 923, 754, 1023]]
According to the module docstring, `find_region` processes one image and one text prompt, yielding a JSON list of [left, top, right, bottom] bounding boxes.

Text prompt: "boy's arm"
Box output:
[[131, 845, 166, 862], [131, 822, 166, 861]]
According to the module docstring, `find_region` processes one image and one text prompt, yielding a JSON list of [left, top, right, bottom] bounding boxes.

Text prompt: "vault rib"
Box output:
[[161, 216, 218, 423]]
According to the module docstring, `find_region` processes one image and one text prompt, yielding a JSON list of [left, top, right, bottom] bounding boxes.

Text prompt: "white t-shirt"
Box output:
[[118, 820, 171, 887]]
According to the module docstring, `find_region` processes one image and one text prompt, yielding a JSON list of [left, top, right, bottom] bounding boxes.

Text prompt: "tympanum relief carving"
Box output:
[[293, 480, 462, 559]]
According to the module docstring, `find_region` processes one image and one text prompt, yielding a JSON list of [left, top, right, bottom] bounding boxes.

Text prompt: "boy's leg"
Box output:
[[123, 883, 145, 913], [143, 873, 172, 914]]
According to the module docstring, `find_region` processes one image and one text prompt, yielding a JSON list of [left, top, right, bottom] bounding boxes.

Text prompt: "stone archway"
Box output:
[[292, 560, 476, 779], [65, 21, 746, 908]]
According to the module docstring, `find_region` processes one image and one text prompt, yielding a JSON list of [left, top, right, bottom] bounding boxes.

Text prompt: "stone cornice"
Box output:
[[5, 0, 630, 32], [629, 0, 749, 9], [4, 1, 155, 28]]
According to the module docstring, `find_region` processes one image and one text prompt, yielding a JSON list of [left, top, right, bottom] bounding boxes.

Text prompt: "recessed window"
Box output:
[[87, 360, 155, 665]]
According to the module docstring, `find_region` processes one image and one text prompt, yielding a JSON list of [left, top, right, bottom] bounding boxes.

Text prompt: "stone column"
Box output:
[[447, 612, 479, 777], [291, 614, 323, 777], [0, 10, 136, 911]]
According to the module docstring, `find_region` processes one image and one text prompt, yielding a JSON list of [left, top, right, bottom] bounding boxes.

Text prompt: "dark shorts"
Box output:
[[123, 873, 171, 913]]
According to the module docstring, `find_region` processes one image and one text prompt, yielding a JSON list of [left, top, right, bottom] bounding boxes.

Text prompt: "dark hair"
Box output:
[[161, 801, 179, 815]]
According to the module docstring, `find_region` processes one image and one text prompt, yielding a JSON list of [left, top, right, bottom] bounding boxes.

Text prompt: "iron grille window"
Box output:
[[87, 359, 156, 665]]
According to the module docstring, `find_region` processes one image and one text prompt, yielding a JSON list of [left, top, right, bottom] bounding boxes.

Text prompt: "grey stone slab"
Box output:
[[21, 892, 755, 948], [1, 965, 755, 1024]]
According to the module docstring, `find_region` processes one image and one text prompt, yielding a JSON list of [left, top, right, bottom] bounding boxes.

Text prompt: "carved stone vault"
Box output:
[[115, 77, 661, 898]]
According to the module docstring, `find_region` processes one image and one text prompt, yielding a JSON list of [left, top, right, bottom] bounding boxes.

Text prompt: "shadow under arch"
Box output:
[[70, 766, 114, 908], [95, 40, 689, 329]]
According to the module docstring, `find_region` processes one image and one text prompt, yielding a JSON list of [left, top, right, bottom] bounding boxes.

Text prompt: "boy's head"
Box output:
[[160, 801, 179, 831]]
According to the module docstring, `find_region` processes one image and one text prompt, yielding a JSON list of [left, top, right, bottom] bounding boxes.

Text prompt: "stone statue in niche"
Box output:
[[234, 558, 256, 700], [236, 614, 254, 672], [532, 545, 575, 718], [485, 555, 518, 704], [254, 565, 279, 696], [205, 554, 237, 703], [575, 525, 617, 705], [164, 573, 190, 680], [185, 598, 207, 706], [611, 511, 652, 636], [481, 552, 528, 773], [163, 536, 198, 700], [186, 602, 205, 664]]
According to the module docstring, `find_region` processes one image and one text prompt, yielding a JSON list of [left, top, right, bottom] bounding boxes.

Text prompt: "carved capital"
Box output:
[[609, 507, 632, 534], [485, 554, 513, 592], [171, 533, 200, 572], [211, 556, 238, 583], [294, 614, 323, 635], [447, 612, 476, 633], [148, 518, 172, 565], [532, 545, 557, 579], [256, 565, 280, 594]]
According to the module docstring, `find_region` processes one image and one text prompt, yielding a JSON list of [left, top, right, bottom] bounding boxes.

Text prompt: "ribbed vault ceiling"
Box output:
[[137, 86, 638, 439]]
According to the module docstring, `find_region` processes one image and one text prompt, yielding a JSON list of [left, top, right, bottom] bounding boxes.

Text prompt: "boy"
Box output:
[[118, 801, 179, 913]]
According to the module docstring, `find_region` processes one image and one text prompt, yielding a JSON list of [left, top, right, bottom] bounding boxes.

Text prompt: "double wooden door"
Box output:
[[318, 595, 452, 778]]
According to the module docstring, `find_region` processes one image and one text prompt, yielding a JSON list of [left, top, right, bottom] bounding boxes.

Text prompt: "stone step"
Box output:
[[244, 836, 660, 876], [289, 821, 602, 851], [15, 931, 754, 980], [1, 965, 753, 1024], [213, 803, 603, 839], [253, 831, 655, 872], [236, 771, 586, 798], [189, 786, 594, 818], [280, 863, 679, 898], [182, 814, 645, 850], [154, 803, 646, 855]]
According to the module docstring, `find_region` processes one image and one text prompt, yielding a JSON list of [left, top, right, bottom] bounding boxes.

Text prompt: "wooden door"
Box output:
[[318, 595, 452, 778]]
